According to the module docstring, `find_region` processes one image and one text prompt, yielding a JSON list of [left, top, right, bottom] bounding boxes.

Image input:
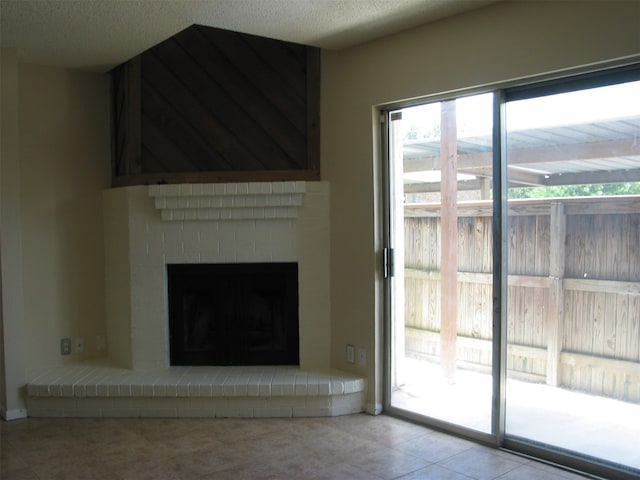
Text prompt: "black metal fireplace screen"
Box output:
[[167, 263, 299, 366]]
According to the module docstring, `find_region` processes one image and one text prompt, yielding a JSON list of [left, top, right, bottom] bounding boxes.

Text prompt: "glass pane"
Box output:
[[390, 93, 494, 433], [505, 80, 640, 472]]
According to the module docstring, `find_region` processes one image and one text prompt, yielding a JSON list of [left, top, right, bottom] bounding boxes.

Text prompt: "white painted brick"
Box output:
[[216, 406, 254, 418], [177, 384, 189, 397], [258, 384, 271, 396], [141, 408, 179, 418], [305, 396, 331, 408], [293, 407, 330, 417], [142, 385, 154, 397], [237, 183, 249, 194], [196, 197, 210, 208], [331, 380, 345, 395], [180, 184, 193, 196], [118, 384, 132, 396], [231, 208, 254, 220], [248, 384, 262, 396], [272, 182, 285, 194], [207, 209, 221, 220], [153, 384, 167, 396], [275, 207, 289, 218], [198, 385, 213, 397], [294, 181, 306, 193], [202, 184, 215, 195], [253, 406, 292, 418], [179, 408, 213, 418], [331, 392, 365, 414], [317, 383, 331, 395], [191, 184, 203, 196], [102, 407, 141, 418], [86, 385, 98, 397], [282, 384, 295, 396], [96, 384, 109, 397], [226, 183, 238, 195]]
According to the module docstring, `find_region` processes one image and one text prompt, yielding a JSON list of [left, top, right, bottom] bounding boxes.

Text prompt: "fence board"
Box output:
[[403, 197, 640, 401]]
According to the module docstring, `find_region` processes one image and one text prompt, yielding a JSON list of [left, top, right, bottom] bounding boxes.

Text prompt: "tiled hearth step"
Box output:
[[26, 365, 366, 419]]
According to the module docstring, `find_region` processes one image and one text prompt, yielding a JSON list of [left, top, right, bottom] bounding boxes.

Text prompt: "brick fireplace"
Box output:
[[103, 181, 330, 371], [26, 181, 366, 418]]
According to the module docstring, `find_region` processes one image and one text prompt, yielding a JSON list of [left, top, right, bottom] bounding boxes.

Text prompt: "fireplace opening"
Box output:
[[167, 263, 299, 366]]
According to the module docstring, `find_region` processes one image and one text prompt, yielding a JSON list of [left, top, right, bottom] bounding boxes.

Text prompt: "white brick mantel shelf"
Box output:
[[149, 181, 307, 221]]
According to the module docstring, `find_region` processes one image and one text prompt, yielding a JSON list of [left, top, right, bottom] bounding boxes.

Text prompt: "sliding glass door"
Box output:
[[387, 92, 495, 435], [503, 78, 640, 472], [385, 65, 640, 478]]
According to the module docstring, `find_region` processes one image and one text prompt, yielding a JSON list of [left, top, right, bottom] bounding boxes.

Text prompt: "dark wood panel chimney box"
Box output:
[[111, 24, 320, 187]]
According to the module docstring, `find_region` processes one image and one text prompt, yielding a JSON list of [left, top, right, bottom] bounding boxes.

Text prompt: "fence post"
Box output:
[[547, 202, 566, 386], [440, 100, 458, 381]]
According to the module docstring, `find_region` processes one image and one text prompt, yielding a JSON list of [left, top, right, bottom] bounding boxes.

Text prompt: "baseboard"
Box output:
[[2, 407, 28, 421], [365, 402, 383, 415]]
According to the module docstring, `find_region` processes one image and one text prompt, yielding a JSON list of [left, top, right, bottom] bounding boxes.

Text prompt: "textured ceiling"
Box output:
[[0, 0, 500, 72]]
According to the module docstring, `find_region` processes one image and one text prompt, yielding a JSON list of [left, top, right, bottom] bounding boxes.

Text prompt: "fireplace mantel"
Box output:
[[149, 181, 307, 221]]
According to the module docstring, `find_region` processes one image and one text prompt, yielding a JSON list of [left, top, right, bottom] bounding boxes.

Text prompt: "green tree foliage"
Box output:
[[509, 183, 640, 199]]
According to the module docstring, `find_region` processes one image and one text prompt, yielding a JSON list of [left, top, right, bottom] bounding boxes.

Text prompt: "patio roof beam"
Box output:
[[404, 138, 639, 175], [542, 167, 640, 186]]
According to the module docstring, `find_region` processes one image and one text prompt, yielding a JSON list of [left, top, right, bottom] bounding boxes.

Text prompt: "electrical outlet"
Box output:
[[74, 337, 84, 354], [346, 344, 355, 364], [358, 347, 366, 366], [61, 338, 72, 355]]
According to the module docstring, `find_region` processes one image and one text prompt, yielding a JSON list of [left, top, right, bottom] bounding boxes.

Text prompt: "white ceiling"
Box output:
[[0, 0, 500, 72]]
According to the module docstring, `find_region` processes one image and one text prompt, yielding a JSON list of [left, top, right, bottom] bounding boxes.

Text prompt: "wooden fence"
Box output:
[[403, 196, 640, 402]]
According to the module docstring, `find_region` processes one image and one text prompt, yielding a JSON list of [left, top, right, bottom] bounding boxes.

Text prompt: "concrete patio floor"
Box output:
[[391, 356, 640, 472]]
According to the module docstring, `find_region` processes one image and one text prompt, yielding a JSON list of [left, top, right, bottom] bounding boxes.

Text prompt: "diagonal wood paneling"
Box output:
[[112, 24, 320, 186]]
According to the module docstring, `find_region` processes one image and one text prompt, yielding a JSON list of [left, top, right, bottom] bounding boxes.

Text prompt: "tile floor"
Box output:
[[1, 414, 591, 480]]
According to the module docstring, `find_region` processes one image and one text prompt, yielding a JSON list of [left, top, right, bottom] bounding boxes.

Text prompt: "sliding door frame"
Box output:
[[380, 57, 640, 480]]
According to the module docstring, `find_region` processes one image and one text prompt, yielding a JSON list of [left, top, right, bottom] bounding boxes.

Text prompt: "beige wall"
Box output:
[[1, 48, 28, 419], [2, 0, 639, 418], [321, 0, 640, 411], [17, 64, 111, 369]]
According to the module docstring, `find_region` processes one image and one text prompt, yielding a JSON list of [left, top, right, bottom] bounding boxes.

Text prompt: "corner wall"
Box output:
[[17, 64, 111, 370], [1, 48, 28, 419], [321, 0, 640, 412]]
